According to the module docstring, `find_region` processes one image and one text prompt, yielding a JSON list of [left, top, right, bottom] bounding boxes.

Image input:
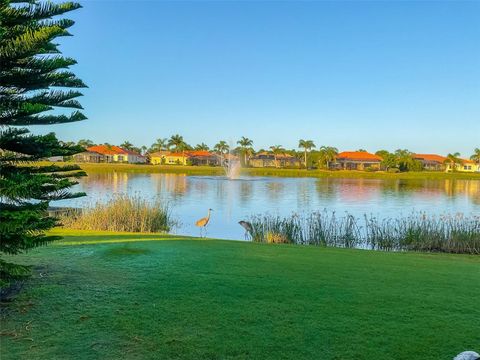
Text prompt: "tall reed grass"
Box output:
[[248, 211, 480, 254], [60, 195, 174, 233]]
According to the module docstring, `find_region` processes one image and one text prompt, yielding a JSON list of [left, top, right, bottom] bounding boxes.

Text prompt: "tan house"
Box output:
[[413, 154, 447, 171], [334, 151, 382, 170], [250, 152, 301, 168], [73, 151, 105, 163]]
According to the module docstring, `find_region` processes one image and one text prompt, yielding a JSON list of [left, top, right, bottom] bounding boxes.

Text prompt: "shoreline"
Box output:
[[42, 161, 480, 180]]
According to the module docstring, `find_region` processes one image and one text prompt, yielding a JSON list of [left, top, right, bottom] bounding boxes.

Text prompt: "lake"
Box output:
[[56, 172, 480, 240]]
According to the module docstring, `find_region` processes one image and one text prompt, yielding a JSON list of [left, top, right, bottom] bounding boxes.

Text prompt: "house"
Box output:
[[445, 159, 480, 173], [149, 151, 170, 165], [250, 152, 301, 168], [413, 154, 447, 171], [150, 150, 219, 166], [46, 156, 64, 162], [73, 151, 105, 163], [86, 145, 146, 163], [188, 150, 219, 166], [334, 151, 382, 170], [163, 152, 189, 165]]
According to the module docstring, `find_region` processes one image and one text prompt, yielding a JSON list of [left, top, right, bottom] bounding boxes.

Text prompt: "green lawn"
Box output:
[[1, 229, 479, 360], [39, 161, 480, 180]]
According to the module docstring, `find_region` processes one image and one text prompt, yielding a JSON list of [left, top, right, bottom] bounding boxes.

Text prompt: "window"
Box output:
[[117, 155, 124, 162]]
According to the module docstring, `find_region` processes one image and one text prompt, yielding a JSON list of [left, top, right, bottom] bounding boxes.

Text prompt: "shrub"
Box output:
[[387, 168, 400, 173], [60, 195, 175, 233]]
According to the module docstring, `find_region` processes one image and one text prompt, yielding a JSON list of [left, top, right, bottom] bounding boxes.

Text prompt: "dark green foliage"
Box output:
[[375, 149, 423, 172], [0, 0, 86, 286]]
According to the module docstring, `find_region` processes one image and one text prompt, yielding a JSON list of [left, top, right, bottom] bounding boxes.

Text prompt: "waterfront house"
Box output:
[[72, 151, 105, 163], [150, 150, 219, 166], [334, 151, 382, 170], [250, 152, 301, 168], [188, 150, 219, 166], [86, 145, 146, 163], [413, 154, 447, 171], [445, 159, 480, 173], [149, 151, 170, 165], [162, 152, 187, 165]]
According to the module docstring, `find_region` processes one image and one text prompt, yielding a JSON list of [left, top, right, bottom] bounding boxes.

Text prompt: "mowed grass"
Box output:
[[38, 161, 480, 180], [1, 229, 479, 360]]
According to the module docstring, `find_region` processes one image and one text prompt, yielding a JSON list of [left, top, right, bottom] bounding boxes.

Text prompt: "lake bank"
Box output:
[[41, 161, 480, 180], [1, 229, 479, 360]]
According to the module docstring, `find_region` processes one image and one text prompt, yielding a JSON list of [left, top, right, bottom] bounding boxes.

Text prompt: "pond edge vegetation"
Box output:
[[248, 211, 480, 255], [59, 195, 175, 233]]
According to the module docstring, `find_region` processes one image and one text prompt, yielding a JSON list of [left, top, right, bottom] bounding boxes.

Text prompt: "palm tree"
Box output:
[[298, 139, 316, 168], [120, 141, 134, 151], [77, 139, 94, 149], [270, 145, 285, 168], [470, 148, 480, 165], [214, 141, 229, 155], [237, 136, 253, 166], [168, 134, 186, 152], [318, 146, 338, 169], [194, 143, 210, 151], [149, 138, 168, 153], [168, 134, 188, 164], [444, 152, 462, 172]]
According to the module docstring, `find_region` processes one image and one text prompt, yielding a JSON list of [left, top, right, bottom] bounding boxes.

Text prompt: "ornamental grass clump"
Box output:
[[60, 195, 174, 233], [249, 211, 479, 254]]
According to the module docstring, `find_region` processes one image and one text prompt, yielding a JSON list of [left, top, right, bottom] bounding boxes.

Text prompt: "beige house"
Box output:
[[413, 154, 447, 171], [250, 152, 301, 168], [73, 151, 105, 163], [334, 151, 382, 170]]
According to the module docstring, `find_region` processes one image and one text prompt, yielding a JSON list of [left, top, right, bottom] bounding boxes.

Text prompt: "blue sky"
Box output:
[[35, 1, 480, 155]]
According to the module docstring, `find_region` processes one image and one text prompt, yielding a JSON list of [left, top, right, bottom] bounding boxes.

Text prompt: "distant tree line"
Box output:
[[73, 137, 480, 172]]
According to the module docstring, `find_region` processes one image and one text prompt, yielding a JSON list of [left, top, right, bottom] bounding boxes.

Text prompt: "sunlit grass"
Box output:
[[1, 230, 478, 360], [38, 161, 480, 180]]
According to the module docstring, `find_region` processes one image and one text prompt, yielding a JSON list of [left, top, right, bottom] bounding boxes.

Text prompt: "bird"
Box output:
[[195, 209, 213, 237], [238, 220, 253, 240], [454, 351, 480, 360]]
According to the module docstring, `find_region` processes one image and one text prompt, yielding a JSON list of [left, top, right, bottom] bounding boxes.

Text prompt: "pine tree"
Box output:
[[0, 0, 87, 286]]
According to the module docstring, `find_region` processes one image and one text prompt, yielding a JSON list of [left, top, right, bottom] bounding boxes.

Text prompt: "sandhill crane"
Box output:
[[454, 351, 480, 360], [238, 220, 253, 240], [195, 209, 213, 237]]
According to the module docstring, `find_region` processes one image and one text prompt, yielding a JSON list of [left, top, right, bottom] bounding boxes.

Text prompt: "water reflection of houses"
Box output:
[[150, 173, 188, 198]]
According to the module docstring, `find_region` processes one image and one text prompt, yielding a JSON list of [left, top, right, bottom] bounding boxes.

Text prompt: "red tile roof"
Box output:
[[87, 145, 143, 157], [413, 154, 447, 163], [187, 150, 215, 157], [336, 151, 382, 162], [165, 150, 215, 158], [460, 158, 475, 164]]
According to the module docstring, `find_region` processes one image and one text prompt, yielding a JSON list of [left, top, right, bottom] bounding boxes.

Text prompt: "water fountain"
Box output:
[[221, 152, 241, 180]]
